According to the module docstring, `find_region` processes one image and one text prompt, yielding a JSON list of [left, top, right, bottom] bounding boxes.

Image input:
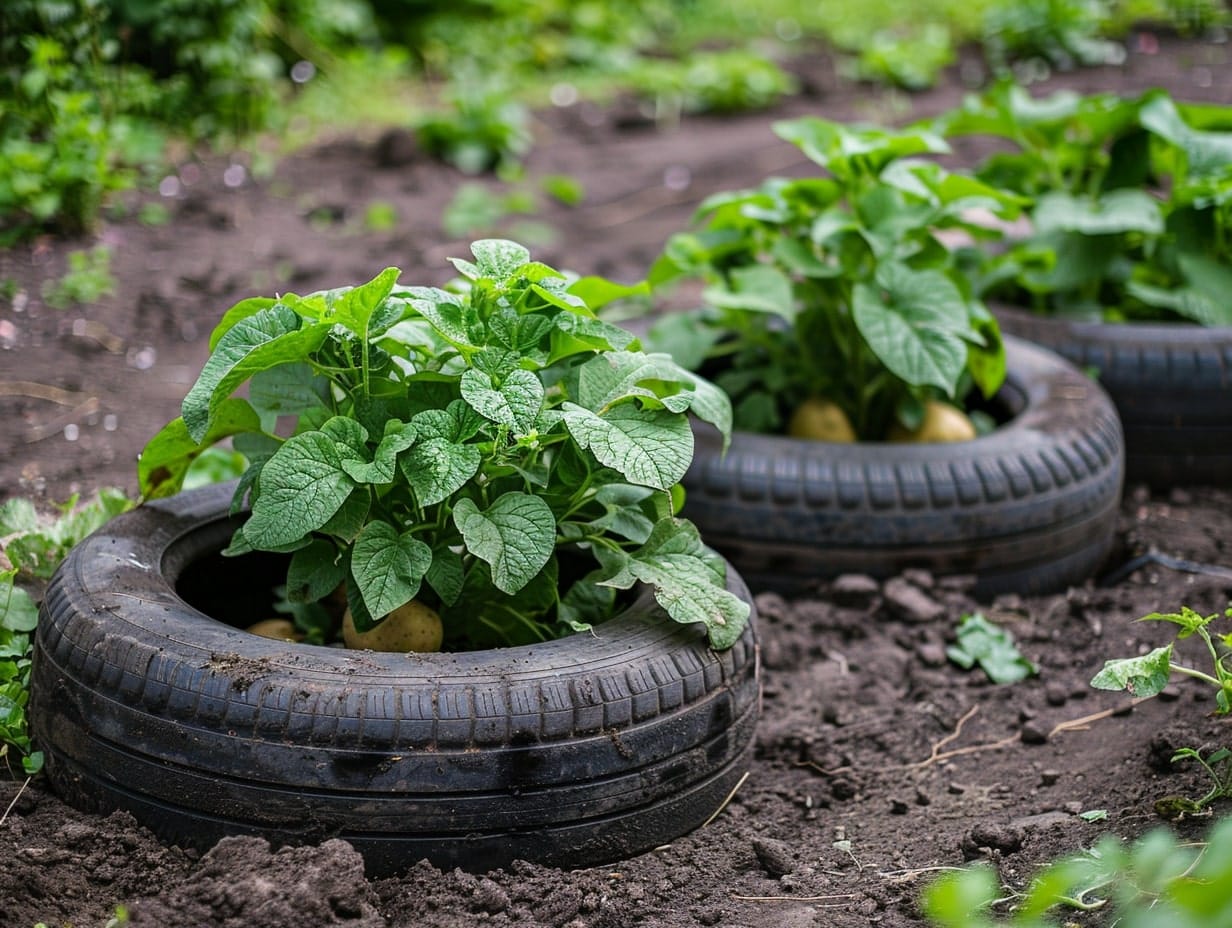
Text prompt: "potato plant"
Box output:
[[938, 82, 1232, 325], [647, 117, 1020, 441], [138, 240, 748, 651]]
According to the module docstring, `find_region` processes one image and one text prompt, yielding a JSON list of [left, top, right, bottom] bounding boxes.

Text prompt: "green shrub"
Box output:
[[982, 0, 1125, 72], [0, 1, 135, 241], [416, 83, 532, 175], [626, 49, 797, 116]]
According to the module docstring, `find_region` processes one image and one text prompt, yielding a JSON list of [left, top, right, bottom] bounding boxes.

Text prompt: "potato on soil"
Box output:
[[343, 600, 444, 653], [788, 397, 856, 442], [245, 618, 303, 641], [887, 400, 977, 443]]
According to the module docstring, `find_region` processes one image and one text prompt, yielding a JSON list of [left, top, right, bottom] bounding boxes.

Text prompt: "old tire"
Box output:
[[681, 336, 1124, 596], [997, 307, 1232, 487], [29, 482, 760, 876]]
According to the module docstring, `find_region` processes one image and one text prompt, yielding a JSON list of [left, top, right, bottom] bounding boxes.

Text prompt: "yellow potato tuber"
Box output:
[[788, 397, 857, 442], [245, 618, 303, 641], [887, 400, 977, 443], [343, 600, 444, 653]]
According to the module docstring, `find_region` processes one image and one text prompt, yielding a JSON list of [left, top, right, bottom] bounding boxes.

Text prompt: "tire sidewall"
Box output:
[[681, 335, 1126, 595], [996, 305, 1232, 486], [30, 482, 760, 873]]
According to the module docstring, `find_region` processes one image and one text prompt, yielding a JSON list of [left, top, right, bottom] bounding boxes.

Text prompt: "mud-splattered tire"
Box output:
[[997, 307, 1232, 487], [681, 336, 1125, 597], [29, 482, 760, 876]]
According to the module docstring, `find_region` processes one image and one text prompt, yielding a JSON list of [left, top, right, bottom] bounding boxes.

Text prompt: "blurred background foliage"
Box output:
[[1, 0, 1227, 242]]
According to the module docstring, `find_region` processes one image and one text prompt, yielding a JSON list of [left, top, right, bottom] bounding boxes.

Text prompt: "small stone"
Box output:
[[1045, 683, 1069, 707], [936, 573, 977, 592], [1040, 769, 1061, 787], [992, 592, 1024, 612], [1020, 722, 1049, 745], [1168, 488, 1191, 506], [754, 591, 791, 622], [883, 577, 945, 623], [759, 635, 786, 670], [916, 642, 947, 667], [1157, 685, 1181, 702], [901, 568, 935, 589], [915, 788, 931, 807], [830, 573, 880, 608], [1063, 801, 1084, 815], [831, 779, 857, 801], [948, 782, 966, 795], [890, 799, 909, 815], [961, 823, 1023, 860], [752, 837, 795, 877], [472, 878, 510, 914], [373, 128, 418, 168]]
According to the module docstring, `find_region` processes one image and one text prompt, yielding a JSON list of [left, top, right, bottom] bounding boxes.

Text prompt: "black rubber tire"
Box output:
[[997, 307, 1232, 487], [680, 335, 1125, 597], [29, 482, 760, 876]]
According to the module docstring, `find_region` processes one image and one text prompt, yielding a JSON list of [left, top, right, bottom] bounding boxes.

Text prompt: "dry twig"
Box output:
[[700, 770, 750, 828], [1048, 698, 1149, 739], [0, 777, 31, 829]]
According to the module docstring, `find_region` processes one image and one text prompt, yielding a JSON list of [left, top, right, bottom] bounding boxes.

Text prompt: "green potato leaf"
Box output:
[[453, 493, 556, 595], [330, 266, 400, 341], [460, 368, 544, 432], [248, 362, 331, 431], [340, 420, 417, 485], [454, 239, 532, 282], [1033, 189, 1164, 236], [286, 539, 347, 604], [598, 519, 749, 650], [350, 520, 433, 620], [562, 403, 694, 491], [400, 437, 483, 507], [138, 398, 263, 500], [182, 304, 329, 443], [244, 431, 356, 549], [852, 263, 969, 395]]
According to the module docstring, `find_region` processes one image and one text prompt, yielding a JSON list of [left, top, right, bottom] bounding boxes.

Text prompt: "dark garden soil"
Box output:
[[2, 32, 1232, 928]]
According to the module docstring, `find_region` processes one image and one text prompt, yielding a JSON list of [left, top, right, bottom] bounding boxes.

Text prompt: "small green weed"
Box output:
[[922, 817, 1232, 927], [1092, 603, 1232, 814], [947, 613, 1038, 684], [626, 49, 796, 119], [138, 201, 171, 226], [41, 245, 115, 310], [416, 83, 532, 176], [442, 175, 584, 240], [0, 488, 133, 776], [1091, 605, 1232, 711], [363, 200, 399, 233], [847, 25, 956, 90]]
